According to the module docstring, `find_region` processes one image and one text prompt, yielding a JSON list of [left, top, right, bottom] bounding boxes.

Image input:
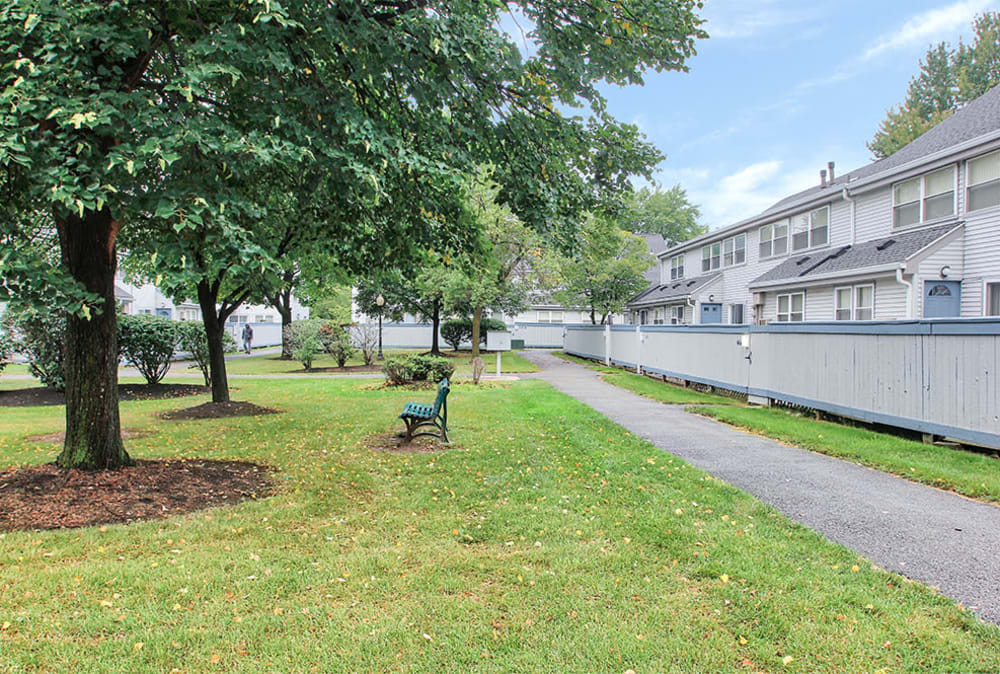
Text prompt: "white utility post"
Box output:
[[636, 324, 642, 374], [486, 330, 512, 376], [604, 323, 611, 366]]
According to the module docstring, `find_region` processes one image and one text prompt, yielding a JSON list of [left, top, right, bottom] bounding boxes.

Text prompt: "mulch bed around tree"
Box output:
[[0, 383, 210, 408], [0, 459, 273, 532], [159, 400, 281, 421]]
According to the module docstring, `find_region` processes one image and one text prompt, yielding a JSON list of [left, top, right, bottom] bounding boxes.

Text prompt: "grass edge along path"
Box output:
[[0, 378, 998, 671], [691, 404, 1000, 505]]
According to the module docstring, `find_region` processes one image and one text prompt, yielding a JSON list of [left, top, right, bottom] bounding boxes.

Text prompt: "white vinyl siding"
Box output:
[[967, 150, 1000, 212]]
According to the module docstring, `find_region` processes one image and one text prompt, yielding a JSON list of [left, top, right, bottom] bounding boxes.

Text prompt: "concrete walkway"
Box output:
[[521, 349, 1000, 625]]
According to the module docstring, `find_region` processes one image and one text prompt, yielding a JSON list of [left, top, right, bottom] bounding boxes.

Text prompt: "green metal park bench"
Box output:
[[398, 378, 450, 443]]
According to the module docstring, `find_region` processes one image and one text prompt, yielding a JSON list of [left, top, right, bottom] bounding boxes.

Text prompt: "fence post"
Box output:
[[636, 324, 642, 374], [604, 323, 611, 366]]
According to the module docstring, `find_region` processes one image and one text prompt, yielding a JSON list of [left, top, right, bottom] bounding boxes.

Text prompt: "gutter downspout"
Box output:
[[896, 264, 914, 319], [841, 184, 857, 245], [686, 297, 696, 324]]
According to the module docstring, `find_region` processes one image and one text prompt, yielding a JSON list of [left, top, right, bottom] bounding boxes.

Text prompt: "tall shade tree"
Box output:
[[622, 184, 705, 245], [356, 261, 451, 356], [1, 0, 705, 468], [555, 217, 653, 324], [868, 12, 1000, 159]]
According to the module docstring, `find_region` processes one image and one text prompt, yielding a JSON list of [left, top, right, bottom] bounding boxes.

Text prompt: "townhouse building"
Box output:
[[628, 83, 1000, 325]]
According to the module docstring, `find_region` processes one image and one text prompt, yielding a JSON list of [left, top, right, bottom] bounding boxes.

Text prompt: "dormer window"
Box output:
[[759, 220, 789, 259], [893, 166, 955, 227]]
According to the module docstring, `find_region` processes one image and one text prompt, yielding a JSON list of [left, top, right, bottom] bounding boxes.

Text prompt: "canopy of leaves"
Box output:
[[554, 217, 653, 324], [621, 184, 705, 246], [868, 12, 1000, 159]]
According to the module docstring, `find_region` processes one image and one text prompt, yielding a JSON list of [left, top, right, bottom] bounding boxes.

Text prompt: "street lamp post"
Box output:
[[376, 293, 385, 360]]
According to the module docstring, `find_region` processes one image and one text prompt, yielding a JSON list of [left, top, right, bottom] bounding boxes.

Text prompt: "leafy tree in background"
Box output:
[[356, 262, 450, 355], [869, 12, 1000, 159], [1, 0, 705, 468], [623, 185, 706, 246], [555, 217, 653, 324]]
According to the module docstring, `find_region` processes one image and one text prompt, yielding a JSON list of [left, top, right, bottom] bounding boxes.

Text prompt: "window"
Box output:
[[987, 282, 1000, 316], [701, 242, 721, 272], [670, 255, 684, 280], [968, 151, 1000, 212], [653, 308, 664, 325], [759, 220, 789, 258], [723, 234, 746, 266], [730, 304, 745, 324], [538, 311, 563, 323], [178, 309, 201, 322], [893, 166, 955, 226], [670, 305, 684, 324], [790, 206, 829, 252], [835, 284, 874, 320], [228, 315, 248, 323], [776, 292, 804, 322]]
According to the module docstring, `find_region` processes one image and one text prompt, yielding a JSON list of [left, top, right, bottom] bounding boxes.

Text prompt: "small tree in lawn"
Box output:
[[350, 324, 379, 366], [444, 170, 539, 358], [118, 314, 177, 385], [176, 321, 234, 387], [555, 217, 655, 325]]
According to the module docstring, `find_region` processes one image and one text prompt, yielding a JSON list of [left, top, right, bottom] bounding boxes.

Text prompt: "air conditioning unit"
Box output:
[[752, 292, 766, 305]]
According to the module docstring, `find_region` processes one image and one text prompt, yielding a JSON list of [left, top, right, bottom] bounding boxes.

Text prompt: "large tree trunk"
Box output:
[[429, 300, 442, 356], [55, 208, 131, 470], [267, 271, 295, 359], [471, 305, 483, 358], [197, 281, 231, 403]]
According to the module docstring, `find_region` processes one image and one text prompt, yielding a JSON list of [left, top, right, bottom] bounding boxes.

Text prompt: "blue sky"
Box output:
[[567, 0, 994, 229]]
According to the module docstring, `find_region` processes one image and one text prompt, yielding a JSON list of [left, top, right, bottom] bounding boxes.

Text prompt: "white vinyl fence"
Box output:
[[566, 320, 1000, 449], [371, 322, 593, 350]]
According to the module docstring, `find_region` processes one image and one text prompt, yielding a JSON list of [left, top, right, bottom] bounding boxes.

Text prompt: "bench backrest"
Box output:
[[430, 378, 450, 416]]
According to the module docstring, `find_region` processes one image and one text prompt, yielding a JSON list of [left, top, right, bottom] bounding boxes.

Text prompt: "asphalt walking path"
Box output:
[[520, 349, 1000, 625]]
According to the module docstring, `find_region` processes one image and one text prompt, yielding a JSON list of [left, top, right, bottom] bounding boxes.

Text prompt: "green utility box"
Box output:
[[510, 339, 525, 350]]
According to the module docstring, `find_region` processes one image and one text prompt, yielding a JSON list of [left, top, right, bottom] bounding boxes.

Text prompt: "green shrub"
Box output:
[[0, 329, 13, 377], [295, 336, 321, 371], [382, 355, 411, 385], [425, 356, 455, 382], [440, 319, 470, 351], [440, 317, 507, 350], [283, 319, 325, 355], [118, 313, 178, 385], [321, 322, 356, 367], [4, 304, 66, 390], [176, 321, 235, 386]]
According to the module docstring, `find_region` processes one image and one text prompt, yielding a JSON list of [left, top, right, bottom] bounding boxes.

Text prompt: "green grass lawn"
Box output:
[[0, 378, 998, 671], [691, 405, 1000, 504], [222, 348, 539, 376], [1, 362, 31, 376], [600, 371, 737, 405]]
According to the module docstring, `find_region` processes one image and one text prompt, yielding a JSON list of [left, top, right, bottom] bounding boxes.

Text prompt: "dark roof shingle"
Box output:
[[629, 273, 721, 306], [750, 223, 960, 286]]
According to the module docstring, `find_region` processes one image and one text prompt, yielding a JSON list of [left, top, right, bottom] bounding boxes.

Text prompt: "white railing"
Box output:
[[565, 320, 1000, 449]]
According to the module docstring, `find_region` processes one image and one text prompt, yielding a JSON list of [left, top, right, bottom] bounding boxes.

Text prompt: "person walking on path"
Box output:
[[241, 323, 254, 355]]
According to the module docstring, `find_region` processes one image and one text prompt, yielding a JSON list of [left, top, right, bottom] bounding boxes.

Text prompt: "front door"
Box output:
[[923, 280, 961, 318], [700, 303, 722, 324]]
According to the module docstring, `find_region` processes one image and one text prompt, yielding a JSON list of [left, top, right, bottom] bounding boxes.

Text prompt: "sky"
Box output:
[[570, 0, 993, 230]]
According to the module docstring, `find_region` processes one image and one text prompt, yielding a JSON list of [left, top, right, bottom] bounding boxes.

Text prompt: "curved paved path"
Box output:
[[521, 350, 1000, 625]]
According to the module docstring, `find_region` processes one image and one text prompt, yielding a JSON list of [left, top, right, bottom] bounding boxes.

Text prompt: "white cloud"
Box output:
[[862, 0, 990, 61], [703, 1, 822, 39]]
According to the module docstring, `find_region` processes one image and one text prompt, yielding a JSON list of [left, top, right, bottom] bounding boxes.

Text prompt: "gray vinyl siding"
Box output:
[[960, 192, 1000, 316], [874, 277, 908, 319], [806, 286, 834, 319], [828, 199, 852, 247], [853, 187, 893, 242]]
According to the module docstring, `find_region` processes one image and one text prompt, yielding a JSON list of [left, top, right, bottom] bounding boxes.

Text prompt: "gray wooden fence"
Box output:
[[565, 320, 1000, 449]]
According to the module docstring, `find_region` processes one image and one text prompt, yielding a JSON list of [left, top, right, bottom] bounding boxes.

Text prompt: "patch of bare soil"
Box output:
[[0, 459, 273, 532], [367, 431, 450, 453], [0, 383, 210, 408], [25, 428, 152, 445], [159, 400, 281, 421]]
